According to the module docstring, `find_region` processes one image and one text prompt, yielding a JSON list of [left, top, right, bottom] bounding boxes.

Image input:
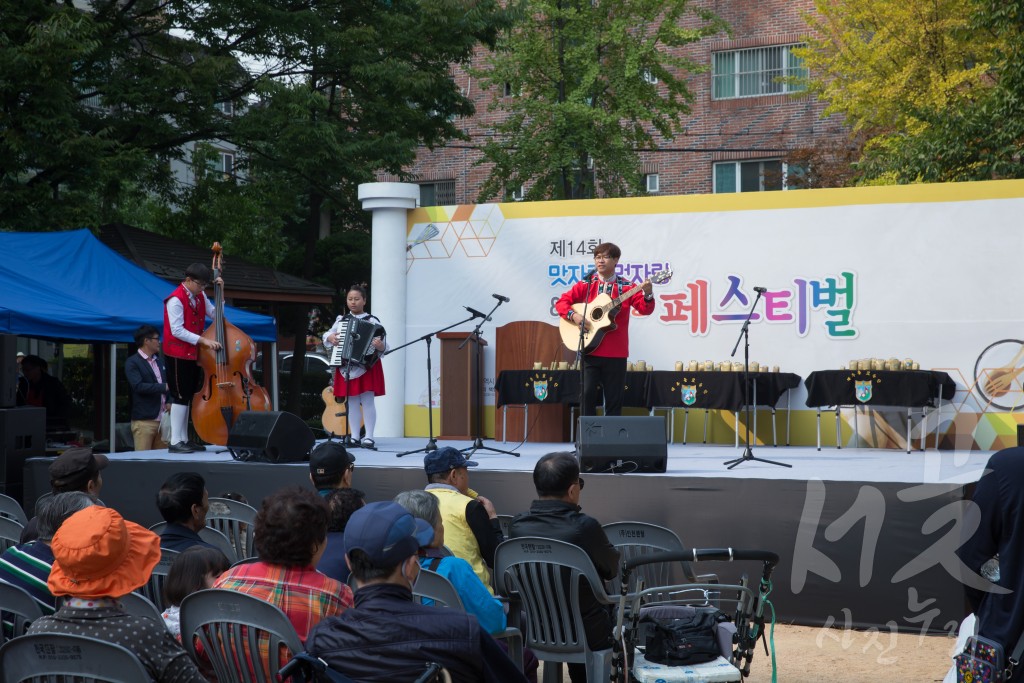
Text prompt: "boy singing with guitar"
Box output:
[[555, 242, 655, 417]]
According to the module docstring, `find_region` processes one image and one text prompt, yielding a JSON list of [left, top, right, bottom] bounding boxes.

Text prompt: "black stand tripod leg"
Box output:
[[461, 329, 519, 458], [397, 336, 439, 458]]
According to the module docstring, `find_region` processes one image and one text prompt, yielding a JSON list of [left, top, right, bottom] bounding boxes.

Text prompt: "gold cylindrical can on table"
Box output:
[[749, 361, 760, 372], [912, 362, 920, 370], [857, 360, 870, 371], [772, 365, 780, 373], [732, 362, 744, 372], [533, 362, 543, 370], [704, 360, 714, 371], [635, 360, 646, 371], [558, 361, 568, 370], [904, 358, 914, 370], [674, 361, 684, 372]]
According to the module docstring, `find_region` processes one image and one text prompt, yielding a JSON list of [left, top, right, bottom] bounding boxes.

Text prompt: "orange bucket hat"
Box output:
[[48, 506, 162, 598]]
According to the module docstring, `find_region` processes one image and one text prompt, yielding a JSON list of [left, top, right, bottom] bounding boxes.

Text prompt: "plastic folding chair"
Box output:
[[602, 521, 719, 603], [0, 517, 23, 553], [412, 568, 524, 672], [137, 548, 179, 611], [180, 588, 303, 683], [0, 632, 152, 683], [121, 591, 163, 621], [494, 537, 617, 683], [206, 497, 258, 559], [0, 581, 44, 646], [0, 494, 28, 527]]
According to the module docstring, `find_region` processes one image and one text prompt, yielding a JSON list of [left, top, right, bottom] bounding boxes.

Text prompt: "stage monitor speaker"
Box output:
[[226, 411, 314, 463], [577, 415, 667, 474], [0, 406, 46, 504], [0, 335, 17, 408]]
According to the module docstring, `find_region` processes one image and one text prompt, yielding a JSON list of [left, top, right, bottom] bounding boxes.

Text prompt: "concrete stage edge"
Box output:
[[24, 441, 981, 634]]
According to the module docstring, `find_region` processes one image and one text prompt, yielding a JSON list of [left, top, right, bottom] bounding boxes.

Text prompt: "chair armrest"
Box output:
[[492, 627, 524, 672]]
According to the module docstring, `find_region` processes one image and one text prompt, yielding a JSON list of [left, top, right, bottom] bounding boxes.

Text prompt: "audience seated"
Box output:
[[156, 472, 223, 555], [510, 451, 620, 683], [213, 486, 352, 643], [306, 501, 528, 683], [394, 489, 507, 634], [27, 506, 206, 683], [317, 488, 366, 584], [309, 441, 355, 495], [0, 492, 95, 615], [20, 447, 107, 543], [161, 546, 231, 639], [424, 447, 503, 592]]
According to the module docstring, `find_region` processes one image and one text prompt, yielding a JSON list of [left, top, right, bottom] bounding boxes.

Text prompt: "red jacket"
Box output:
[[163, 284, 208, 360], [555, 276, 655, 358]]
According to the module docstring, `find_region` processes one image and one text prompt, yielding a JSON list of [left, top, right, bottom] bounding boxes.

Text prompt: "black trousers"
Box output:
[[582, 355, 626, 417], [166, 356, 200, 405]]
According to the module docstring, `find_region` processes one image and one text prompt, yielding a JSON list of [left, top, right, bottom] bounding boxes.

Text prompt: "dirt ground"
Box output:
[[743, 624, 954, 682], [538, 623, 957, 681]]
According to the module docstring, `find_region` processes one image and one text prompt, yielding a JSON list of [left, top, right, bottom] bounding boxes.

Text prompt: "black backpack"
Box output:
[[640, 608, 728, 666]]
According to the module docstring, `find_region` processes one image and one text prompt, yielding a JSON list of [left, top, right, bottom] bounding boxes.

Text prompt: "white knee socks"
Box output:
[[170, 403, 189, 445]]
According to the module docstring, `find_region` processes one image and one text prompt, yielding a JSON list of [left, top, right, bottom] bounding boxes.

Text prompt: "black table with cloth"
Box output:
[[495, 369, 801, 444], [803, 369, 957, 452]]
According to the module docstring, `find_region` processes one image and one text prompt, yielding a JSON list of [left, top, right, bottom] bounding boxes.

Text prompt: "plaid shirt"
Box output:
[[213, 561, 353, 669]]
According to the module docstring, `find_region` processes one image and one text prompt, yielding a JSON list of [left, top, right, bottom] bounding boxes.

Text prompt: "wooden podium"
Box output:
[[437, 332, 486, 440], [495, 321, 573, 443]]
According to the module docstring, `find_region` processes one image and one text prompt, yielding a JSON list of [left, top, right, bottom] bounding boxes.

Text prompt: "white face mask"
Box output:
[[403, 556, 420, 591]]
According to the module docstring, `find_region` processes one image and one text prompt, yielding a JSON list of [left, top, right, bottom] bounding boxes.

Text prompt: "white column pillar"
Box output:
[[358, 182, 419, 438]]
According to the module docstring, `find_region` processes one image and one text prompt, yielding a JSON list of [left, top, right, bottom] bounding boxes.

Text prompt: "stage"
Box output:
[[23, 438, 988, 634]]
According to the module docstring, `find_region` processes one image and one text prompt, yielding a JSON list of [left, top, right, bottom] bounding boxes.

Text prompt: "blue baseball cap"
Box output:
[[344, 501, 434, 566], [423, 446, 478, 476]]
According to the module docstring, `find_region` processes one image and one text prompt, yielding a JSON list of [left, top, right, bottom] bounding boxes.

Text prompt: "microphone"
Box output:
[[753, 286, 767, 293], [465, 306, 491, 320], [492, 293, 510, 303]]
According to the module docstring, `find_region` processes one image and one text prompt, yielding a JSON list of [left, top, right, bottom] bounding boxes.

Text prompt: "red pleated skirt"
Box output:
[[332, 362, 386, 397]]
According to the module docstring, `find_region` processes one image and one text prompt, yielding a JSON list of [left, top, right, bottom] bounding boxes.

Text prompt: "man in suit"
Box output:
[[125, 324, 170, 451]]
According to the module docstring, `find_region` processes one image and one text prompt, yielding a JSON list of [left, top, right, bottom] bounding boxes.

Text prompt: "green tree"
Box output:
[[475, 0, 726, 201], [795, 0, 1003, 183]]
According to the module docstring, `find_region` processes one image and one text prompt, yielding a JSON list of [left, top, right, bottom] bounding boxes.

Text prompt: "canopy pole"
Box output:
[[271, 341, 279, 410], [109, 344, 117, 454]]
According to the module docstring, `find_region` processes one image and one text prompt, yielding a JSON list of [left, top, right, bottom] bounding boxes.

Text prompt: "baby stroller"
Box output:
[[610, 547, 780, 683]]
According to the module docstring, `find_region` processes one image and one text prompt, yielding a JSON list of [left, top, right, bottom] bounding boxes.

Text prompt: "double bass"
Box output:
[[191, 243, 271, 445]]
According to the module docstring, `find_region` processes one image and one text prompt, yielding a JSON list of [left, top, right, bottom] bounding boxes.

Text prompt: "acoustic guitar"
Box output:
[[320, 385, 350, 438], [559, 269, 673, 352]]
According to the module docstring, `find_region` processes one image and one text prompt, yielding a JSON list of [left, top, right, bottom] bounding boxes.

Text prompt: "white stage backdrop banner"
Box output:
[[401, 180, 1024, 449]]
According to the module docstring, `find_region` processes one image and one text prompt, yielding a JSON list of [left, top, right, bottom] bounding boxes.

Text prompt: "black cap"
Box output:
[[309, 441, 354, 479], [49, 448, 108, 488]]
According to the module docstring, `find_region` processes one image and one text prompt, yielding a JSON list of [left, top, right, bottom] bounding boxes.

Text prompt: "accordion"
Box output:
[[329, 317, 385, 369]]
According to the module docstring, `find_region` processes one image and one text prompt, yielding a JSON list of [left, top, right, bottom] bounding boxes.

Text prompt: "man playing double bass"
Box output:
[[163, 263, 223, 454], [555, 242, 654, 418]]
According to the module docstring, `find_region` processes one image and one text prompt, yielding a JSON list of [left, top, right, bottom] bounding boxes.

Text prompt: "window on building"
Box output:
[[507, 185, 526, 202], [642, 69, 658, 85], [503, 82, 514, 97], [418, 179, 456, 207], [712, 44, 807, 100], [205, 150, 235, 178], [645, 173, 660, 193], [713, 159, 788, 193], [214, 101, 234, 116]]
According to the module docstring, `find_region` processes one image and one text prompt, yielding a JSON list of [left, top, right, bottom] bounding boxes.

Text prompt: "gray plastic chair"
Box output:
[[0, 581, 44, 646], [206, 497, 258, 560], [149, 521, 238, 563], [121, 591, 163, 621], [0, 494, 27, 527], [137, 548, 179, 611], [496, 514, 514, 539], [494, 537, 616, 683], [180, 588, 303, 683], [0, 632, 152, 682], [413, 568, 524, 672], [0, 517, 23, 553], [602, 521, 719, 602]]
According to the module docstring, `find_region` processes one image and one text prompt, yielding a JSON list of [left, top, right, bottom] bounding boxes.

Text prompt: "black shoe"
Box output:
[[187, 440, 207, 451], [169, 441, 195, 454], [360, 438, 377, 451]]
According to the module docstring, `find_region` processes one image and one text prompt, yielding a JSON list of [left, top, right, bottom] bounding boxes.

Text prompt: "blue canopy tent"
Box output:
[[0, 229, 278, 451]]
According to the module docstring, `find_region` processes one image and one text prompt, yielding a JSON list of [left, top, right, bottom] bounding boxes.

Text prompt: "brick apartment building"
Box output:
[[380, 0, 850, 205]]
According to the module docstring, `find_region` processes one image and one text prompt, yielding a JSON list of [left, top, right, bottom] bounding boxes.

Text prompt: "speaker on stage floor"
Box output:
[[0, 406, 45, 504], [577, 415, 667, 474], [226, 411, 314, 463]]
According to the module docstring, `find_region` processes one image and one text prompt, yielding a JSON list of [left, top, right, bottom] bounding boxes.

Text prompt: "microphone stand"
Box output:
[[461, 300, 519, 457], [574, 274, 595, 453], [393, 314, 479, 458], [723, 290, 790, 469]]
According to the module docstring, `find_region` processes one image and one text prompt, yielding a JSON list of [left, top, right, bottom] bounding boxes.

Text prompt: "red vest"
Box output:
[[163, 284, 208, 360]]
